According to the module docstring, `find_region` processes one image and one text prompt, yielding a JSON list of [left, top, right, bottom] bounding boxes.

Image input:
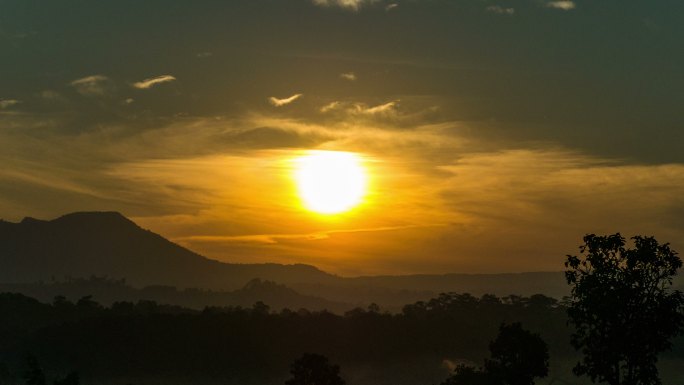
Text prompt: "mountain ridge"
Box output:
[[0, 211, 580, 304], [0, 211, 338, 290]]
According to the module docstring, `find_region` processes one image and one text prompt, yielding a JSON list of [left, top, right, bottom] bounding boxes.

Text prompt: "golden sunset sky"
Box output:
[[1, 0, 683, 275]]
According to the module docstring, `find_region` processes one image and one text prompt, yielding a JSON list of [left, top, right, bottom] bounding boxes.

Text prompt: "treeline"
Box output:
[[1, 290, 682, 384], [0, 292, 574, 385], [0, 276, 349, 313]]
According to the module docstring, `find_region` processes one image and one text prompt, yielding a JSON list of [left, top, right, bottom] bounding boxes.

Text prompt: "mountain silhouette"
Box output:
[[0, 212, 336, 290], [0, 212, 588, 305]]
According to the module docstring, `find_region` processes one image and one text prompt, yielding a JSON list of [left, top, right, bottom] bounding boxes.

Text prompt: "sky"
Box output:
[[1, 0, 684, 276]]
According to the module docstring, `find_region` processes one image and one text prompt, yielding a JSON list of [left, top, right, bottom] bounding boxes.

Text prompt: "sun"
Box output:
[[294, 150, 368, 215]]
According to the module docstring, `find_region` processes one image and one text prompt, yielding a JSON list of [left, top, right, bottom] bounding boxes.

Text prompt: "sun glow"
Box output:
[[294, 151, 368, 215]]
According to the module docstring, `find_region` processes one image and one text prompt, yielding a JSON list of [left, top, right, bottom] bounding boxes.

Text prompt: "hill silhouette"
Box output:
[[0, 212, 335, 290], [0, 212, 584, 306], [0, 277, 350, 312]]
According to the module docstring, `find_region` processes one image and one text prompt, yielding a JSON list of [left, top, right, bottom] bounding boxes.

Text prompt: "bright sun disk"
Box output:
[[294, 151, 367, 214]]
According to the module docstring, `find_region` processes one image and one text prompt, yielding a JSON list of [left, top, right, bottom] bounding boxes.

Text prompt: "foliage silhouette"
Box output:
[[0, 362, 10, 385], [484, 323, 549, 385], [23, 355, 45, 385], [442, 322, 548, 385], [441, 364, 492, 385], [565, 233, 684, 385], [52, 372, 79, 385], [285, 353, 345, 385]]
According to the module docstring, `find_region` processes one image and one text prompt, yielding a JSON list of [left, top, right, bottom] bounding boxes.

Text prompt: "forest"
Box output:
[[0, 290, 682, 385]]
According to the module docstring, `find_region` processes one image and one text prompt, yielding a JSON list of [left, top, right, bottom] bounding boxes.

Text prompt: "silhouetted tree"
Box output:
[[565, 234, 684, 385], [53, 372, 79, 385], [442, 323, 548, 385], [252, 301, 270, 316], [441, 365, 492, 385], [367, 303, 380, 313], [0, 362, 10, 385], [285, 353, 345, 385], [23, 355, 45, 385], [75, 295, 101, 310], [484, 323, 549, 385]]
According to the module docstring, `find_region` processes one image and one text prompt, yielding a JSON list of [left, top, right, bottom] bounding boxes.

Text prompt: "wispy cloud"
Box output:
[[132, 75, 176, 89], [38, 90, 64, 101], [176, 224, 442, 245], [385, 3, 398, 11], [0, 99, 21, 109], [70, 75, 110, 96], [319, 100, 400, 117], [340, 72, 357, 81], [268, 93, 303, 107], [355, 100, 398, 115], [486, 5, 515, 15], [320, 101, 342, 113], [546, 1, 576, 10], [312, 0, 376, 11]]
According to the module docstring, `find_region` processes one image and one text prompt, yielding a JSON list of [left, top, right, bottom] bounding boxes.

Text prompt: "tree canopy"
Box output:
[[442, 322, 548, 385], [285, 353, 345, 385], [565, 233, 684, 385]]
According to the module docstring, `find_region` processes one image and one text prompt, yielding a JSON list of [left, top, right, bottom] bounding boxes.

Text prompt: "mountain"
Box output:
[[0, 212, 337, 290], [0, 211, 578, 308]]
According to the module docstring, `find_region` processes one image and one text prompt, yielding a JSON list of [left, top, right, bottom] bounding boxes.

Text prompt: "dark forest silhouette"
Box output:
[[0, 233, 682, 384], [0, 291, 571, 385]]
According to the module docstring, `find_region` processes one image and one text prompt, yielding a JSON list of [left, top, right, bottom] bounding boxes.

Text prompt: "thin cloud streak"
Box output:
[[318, 100, 399, 115], [312, 0, 376, 11], [486, 5, 515, 15], [0, 99, 21, 109], [356, 100, 398, 115], [546, 1, 576, 10], [70, 75, 110, 96], [176, 224, 446, 245], [340, 72, 357, 81], [132, 75, 177, 89], [269, 93, 303, 107]]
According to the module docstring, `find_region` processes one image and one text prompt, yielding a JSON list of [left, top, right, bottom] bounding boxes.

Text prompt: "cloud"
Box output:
[[318, 100, 403, 118], [38, 90, 64, 101], [546, 1, 576, 10], [486, 5, 515, 15], [0, 99, 21, 109], [132, 75, 177, 89], [340, 72, 357, 81], [268, 93, 303, 107], [355, 100, 398, 115], [312, 0, 376, 11], [5, 106, 683, 275], [320, 101, 342, 113], [175, 224, 441, 245], [318, 100, 399, 116], [70, 75, 110, 96], [385, 3, 398, 11]]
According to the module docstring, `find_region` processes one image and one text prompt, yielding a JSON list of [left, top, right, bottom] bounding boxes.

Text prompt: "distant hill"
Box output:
[[0, 277, 351, 312], [0, 212, 337, 290], [0, 212, 581, 307]]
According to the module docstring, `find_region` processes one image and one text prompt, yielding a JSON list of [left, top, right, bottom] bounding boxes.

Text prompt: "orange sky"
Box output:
[[2, 1, 684, 275]]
